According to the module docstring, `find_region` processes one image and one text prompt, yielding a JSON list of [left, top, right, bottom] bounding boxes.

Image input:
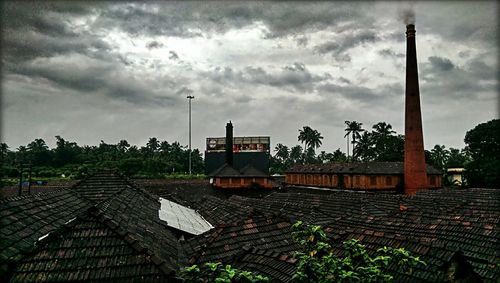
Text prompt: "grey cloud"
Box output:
[[146, 41, 164, 49], [92, 2, 370, 39], [420, 54, 497, 101], [169, 51, 180, 60], [315, 30, 378, 62], [176, 87, 194, 96], [318, 82, 402, 104], [428, 56, 455, 72], [378, 49, 404, 58], [242, 63, 327, 92]]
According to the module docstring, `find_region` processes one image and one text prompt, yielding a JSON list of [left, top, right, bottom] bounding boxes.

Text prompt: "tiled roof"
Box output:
[[189, 188, 499, 282], [208, 163, 241, 177], [240, 165, 269, 177], [193, 195, 253, 227], [286, 162, 442, 175], [183, 215, 301, 265], [9, 208, 174, 282], [71, 169, 130, 203], [210, 163, 269, 177], [1, 170, 184, 281], [0, 189, 90, 273], [232, 246, 296, 283]]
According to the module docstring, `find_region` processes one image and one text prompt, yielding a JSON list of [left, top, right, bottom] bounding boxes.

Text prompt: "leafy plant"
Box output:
[[291, 221, 425, 283], [180, 262, 269, 283]]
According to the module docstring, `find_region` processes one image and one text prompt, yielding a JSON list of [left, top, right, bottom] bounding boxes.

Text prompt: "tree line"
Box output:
[[1, 119, 497, 187], [271, 119, 499, 188], [1, 136, 204, 180]]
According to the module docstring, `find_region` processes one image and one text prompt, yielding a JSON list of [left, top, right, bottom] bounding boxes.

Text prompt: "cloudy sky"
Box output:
[[1, 1, 498, 154]]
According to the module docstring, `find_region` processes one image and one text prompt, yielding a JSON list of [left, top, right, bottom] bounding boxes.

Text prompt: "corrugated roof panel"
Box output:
[[158, 198, 214, 235]]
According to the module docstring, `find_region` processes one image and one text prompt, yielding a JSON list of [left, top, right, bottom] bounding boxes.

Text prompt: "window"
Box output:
[[370, 176, 377, 186], [386, 176, 392, 186]]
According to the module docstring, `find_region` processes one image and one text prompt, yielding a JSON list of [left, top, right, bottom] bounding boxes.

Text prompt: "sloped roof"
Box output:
[[209, 163, 241, 177], [71, 169, 131, 203], [183, 214, 301, 265], [0, 170, 184, 281], [194, 195, 254, 227], [0, 189, 90, 272], [189, 188, 499, 282], [232, 246, 296, 283], [210, 163, 269, 178], [9, 208, 173, 282], [240, 164, 268, 177], [286, 162, 442, 175]]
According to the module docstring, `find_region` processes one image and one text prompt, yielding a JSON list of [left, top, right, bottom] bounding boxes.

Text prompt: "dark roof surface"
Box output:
[[210, 163, 269, 177], [183, 214, 300, 265], [0, 189, 90, 271], [286, 162, 442, 175], [9, 209, 171, 282], [1, 170, 183, 281], [187, 187, 499, 282], [2, 170, 498, 282]]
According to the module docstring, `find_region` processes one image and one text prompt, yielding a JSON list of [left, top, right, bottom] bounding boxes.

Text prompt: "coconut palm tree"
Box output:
[[353, 131, 373, 161], [274, 143, 290, 162], [298, 126, 323, 155], [344, 121, 364, 161], [298, 126, 313, 150]]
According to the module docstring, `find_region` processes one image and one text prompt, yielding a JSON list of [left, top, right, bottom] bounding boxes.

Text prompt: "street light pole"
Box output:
[[187, 95, 195, 175]]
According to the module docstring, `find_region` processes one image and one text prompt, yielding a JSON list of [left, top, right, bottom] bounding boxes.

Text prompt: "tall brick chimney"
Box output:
[[225, 121, 233, 166], [404, 24, 427, 196]]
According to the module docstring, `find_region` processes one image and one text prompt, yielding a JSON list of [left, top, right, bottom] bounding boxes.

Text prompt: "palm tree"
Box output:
[[309, 129, 324, 152], [353, 132, 372, 161], [430, 144, 450, 172], [344, 121, 364, 161], [372, 122, 396, 137], [274, 143, 289, 162], [298, 126, 313, 150], [298, 126, 323, 156]]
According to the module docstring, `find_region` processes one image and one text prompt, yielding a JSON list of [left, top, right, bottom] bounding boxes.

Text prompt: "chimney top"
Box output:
[[406, 24, 416, 37]]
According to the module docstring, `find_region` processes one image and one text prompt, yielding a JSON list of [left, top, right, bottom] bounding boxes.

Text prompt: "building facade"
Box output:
[[285, 162, 442, 191]]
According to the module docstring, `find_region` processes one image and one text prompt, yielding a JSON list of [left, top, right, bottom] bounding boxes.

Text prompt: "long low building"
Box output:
[[285, 162, 442, 191]]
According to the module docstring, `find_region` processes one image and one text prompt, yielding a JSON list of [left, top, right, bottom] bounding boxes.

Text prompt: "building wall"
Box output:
[[285, 173, 441, 190], [214, 177, 272, 189]]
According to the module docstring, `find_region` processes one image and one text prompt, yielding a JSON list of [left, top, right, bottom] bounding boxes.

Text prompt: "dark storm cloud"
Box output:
[[205, 63, 330, 93], [378, 49, 404, 59], [245, 63, 330, 92], [315, 30, 378, 62], [428, 56, 455, 72], [318, 81, 402, 104], [169, 51, 180, 60], [146, 41, 164, 49], [420, 54, 497, 100], [92, 2, 369, 39], [2, 2, 110, 65]]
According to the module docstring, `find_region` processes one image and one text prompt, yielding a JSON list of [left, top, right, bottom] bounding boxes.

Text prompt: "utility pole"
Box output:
[[187, 95, 195, 175]]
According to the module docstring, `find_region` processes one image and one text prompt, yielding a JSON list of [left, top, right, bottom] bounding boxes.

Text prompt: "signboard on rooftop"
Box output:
[[206, 136, 270, 153]]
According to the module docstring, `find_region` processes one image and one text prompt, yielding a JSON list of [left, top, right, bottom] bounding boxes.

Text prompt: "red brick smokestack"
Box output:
[[404, 24, 427, 196]]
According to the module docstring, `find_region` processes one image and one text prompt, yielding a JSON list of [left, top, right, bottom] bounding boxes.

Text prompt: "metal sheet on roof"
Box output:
[[158, 198, 213, 235]]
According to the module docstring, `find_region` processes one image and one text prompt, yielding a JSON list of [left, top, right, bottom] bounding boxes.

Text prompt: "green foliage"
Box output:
[[464, 119, 500, 188], [291, 221, 425, 283], [180, 262, 269, 283], [1, 136, 205, 181]]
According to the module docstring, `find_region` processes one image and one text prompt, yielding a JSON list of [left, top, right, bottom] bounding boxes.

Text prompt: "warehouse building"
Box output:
[[285, 162, 442, 192]]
